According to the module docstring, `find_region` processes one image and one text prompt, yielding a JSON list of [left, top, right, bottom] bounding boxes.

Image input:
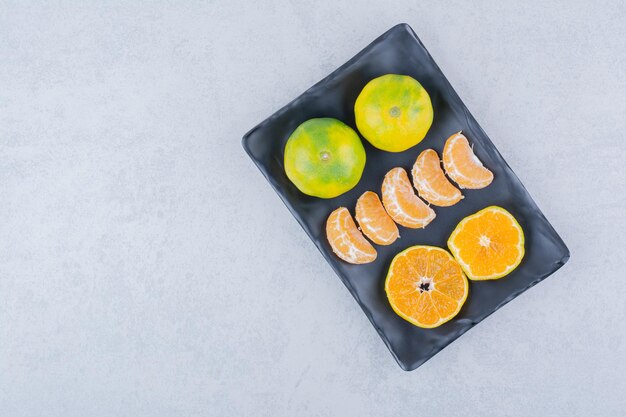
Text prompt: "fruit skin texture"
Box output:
[[326, 207, 377, 264], [448, 206, 525, 280], [354, 74, 434, 152], [412, 148, 463, 207], [382, 167, 435, 229], [442, 132, 494, 189], [385, 245, 469, 329], [284, 118, 366, 199], [355, 191, 399, 245]]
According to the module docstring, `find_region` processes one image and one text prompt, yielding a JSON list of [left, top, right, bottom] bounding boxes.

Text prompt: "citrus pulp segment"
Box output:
[[382, 167, 436, 229], [355, 191, 400, 245], [412, 149, 463, 207], [326, 207, 377, 264], [442, 132, 494, 189]]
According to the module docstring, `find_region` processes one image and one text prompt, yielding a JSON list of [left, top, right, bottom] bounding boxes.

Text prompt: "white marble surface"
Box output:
[[1, 1, 625, 416]]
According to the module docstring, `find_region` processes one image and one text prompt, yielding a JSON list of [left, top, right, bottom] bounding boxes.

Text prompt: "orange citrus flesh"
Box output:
[[355, 191, 399, 245], [385, 246, 468, 328], [443, 132, 494, 189], [412, 149, 463, 207], [326, 207, 377, 264], [448, 206, 525, 280], [382, 167, 436, 229]]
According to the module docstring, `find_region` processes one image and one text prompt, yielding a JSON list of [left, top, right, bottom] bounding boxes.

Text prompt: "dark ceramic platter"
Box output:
[[242, 24, 569, 371]]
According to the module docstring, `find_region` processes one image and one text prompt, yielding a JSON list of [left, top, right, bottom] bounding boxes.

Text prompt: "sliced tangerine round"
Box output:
[[443, 132, 494, 189], [412, 149, 463, 207], [382, 167, 435, 229], [326, 207, 377, 264], [355, 191, 399, 245], [448, 206, 525, 280], [385, 245, 468, 328]]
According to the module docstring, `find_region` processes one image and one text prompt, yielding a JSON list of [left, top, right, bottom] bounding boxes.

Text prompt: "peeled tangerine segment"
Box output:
[[326, 207, 377, 264], [355, 191, 399, 245], [382, 167, 435, 229], [412, 149, 463, 207], [443, 132, 494, 189]]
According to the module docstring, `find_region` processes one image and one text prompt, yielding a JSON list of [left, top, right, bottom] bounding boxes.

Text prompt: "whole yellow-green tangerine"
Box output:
[[355, 74, 433, 152], [284, 118, 366, 198]]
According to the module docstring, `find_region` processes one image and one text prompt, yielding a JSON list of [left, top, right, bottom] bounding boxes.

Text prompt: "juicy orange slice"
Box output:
[[448, 206, 525, 280], [412, 149, 463, 206], [443, 132, 494, 189], [385, 245, 468, 328], [326, 207, 377, 264], [382, 168, 435, 229], [355, 191, 399, 245]]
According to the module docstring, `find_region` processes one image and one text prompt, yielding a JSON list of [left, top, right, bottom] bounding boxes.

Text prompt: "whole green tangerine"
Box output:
[[284, 118, 366, 199], [355, 74, 434, 152]]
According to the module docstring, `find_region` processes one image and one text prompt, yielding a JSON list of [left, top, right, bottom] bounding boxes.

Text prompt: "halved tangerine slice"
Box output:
[[385, 245, 468, 328], [355, 191, 399, 245], [412, 149, 463, 206], [443, 132, 494, 189], [448, 206, 525, 280], [382, 167, 435, 229], [326, 207, 377, 264]]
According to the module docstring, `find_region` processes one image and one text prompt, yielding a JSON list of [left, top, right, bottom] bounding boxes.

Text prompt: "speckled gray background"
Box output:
[[1, 1, 625, 416]]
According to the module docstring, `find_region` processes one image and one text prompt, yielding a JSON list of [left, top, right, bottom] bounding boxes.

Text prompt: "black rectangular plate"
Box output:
[[242, 24, 569, 371]]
